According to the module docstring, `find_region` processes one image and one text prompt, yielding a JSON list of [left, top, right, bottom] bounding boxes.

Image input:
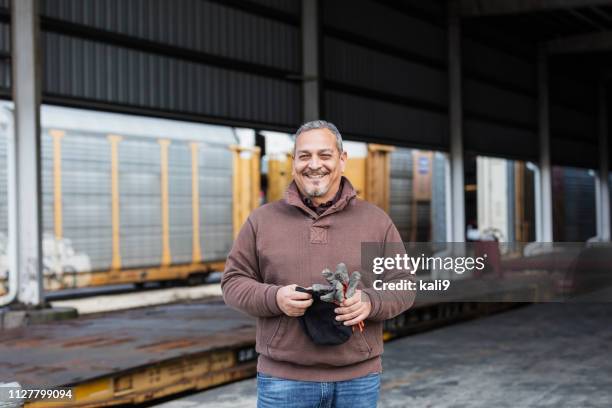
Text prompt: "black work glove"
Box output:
[[295, 286, 352, 346]]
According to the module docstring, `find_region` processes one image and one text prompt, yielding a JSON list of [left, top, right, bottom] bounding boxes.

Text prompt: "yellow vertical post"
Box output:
[[230, 145, 241, 239], [266, 152, 294, 202], [240, 151, 251, 227], [190, 142, 202, 263], [366, 144, 394, 212], [343, 157, 367, 199], [50, 129, 65, 239], [107, 134, 123, 270], [158, 139, 171, 266], [251, 147, 261, 210], [285, 153, 294, 197], [231, 145, 261, 238], [383, 149, 391, 212], [267, 159, 278, 201]]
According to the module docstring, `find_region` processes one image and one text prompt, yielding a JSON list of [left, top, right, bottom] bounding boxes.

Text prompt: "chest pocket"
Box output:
[[310, 225, 329, 244]]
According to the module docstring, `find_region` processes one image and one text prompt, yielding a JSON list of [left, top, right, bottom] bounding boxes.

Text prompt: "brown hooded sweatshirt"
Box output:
[[221, 177, 415, 381]]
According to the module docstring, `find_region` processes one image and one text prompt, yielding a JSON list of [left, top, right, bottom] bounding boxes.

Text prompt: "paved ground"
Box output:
[[151, 302, 612, 408]]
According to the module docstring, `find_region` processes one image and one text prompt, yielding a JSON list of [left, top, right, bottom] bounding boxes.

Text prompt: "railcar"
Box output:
[[0, 104, 260, 292], [0, 104, 449, 293]]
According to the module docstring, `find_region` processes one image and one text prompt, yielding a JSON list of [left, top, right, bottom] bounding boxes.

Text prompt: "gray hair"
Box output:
[[294, 120, 343, 153]]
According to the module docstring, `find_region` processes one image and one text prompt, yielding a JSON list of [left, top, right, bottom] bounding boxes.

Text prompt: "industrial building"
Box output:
[[0, 0, 611, 407]]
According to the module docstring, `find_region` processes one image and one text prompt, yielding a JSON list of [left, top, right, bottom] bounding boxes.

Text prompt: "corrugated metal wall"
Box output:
[[244, 0, 300, 15], [36, 0, 302, 129], [321, 0, 540, 158], [322, 0, 448, 150], [41, 0, 300, 72], [462, 25, 538, 162], [464, 21, 599, 168], [322, 0, 600, 169], [0, 21, 9, 94], [550, 72, 598, 169]]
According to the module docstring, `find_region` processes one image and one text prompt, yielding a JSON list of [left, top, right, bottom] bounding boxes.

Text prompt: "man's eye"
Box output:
[[320, 155, 331, 160], [299, 155, 309, 160]]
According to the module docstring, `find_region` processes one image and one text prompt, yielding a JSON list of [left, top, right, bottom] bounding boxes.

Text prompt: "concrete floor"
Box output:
[[151, 303, 612, 408]]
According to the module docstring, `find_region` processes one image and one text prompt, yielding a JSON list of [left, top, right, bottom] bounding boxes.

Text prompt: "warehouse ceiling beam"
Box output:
[[458, 0, 612, 17], [545, 31, 612, 54]]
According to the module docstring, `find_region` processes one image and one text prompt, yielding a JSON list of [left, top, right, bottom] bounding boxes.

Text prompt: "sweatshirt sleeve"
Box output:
[[221, 217, 284, 317], [362, 222, 416, 322]]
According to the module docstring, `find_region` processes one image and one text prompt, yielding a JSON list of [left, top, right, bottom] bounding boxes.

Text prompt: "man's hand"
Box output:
[[334, 289, 371, 326], [276, 284, 313, 317]]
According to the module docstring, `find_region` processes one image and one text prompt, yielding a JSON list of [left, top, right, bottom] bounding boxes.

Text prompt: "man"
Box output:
[[221, 120, 414, 407]]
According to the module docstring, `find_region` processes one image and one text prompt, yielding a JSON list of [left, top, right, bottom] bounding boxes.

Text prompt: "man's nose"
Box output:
[[308, 157, 322, 169]]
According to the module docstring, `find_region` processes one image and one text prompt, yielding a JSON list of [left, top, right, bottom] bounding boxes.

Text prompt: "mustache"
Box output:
[[303, 171, 329, 176]]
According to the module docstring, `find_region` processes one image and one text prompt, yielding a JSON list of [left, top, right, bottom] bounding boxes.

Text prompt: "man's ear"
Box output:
[[340, 150, 348, 173]]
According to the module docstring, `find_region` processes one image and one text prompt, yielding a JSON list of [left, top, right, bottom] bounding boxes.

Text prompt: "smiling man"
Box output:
[[293, 124, 346, 206], [221, 120, 415, 408]]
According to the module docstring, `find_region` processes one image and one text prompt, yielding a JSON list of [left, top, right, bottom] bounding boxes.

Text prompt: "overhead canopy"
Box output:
[[0, 0, 609, 168]]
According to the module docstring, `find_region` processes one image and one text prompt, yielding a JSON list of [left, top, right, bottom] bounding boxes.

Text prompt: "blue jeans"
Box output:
[[256, 372, 381, 408]]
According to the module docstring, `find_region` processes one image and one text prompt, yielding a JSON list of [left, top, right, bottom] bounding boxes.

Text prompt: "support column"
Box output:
[[302, 0, 320, 122], [449, 8, 465, 242], [12, 0, 43, 307], [598, 83, 611, 241], [445, 156, 453, 242], [532, 163, 543, 242], [538, 48, 554, 242]]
